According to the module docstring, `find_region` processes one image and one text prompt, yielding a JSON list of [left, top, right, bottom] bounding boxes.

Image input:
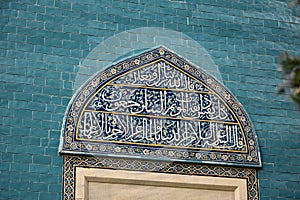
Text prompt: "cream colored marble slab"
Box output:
[[75, 167, 247, 200]]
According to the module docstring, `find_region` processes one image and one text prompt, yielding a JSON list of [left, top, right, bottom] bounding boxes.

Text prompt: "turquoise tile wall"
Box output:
[[1, 0, 300, 199]]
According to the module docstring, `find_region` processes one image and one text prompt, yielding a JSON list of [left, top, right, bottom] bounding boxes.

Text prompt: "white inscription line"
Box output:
[[108, 83, 213, 94], [83, 109, 239, 125]]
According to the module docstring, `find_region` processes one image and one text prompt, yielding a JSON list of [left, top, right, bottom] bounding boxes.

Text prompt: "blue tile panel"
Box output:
[[60, 46, 261, 167], [1, 0, 300, 199]]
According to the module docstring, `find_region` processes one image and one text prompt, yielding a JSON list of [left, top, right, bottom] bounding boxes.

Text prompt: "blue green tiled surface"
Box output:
[[1, 0, 300, 199]]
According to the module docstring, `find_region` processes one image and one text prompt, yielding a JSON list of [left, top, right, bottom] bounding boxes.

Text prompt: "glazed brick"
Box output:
[[37, 0, 54, 7], [9, 2, 26, 10], [2, 25, 17, 33], [45, 22, 62, 32], [1, 1, 300, 200], [27, 5, 46, 13], [278, 189, 295, 198], [79, 27, 99, 36], [1, 152, 13, 162], [0, 191, 18, 200], [0, 124, 11, 135], [260, 188, 279, 198], [55, 1, 71, 9], [25, 146, 45, 155], [33, 155, 51, 165], [295, 190, 300, 199], [41, 120, 59, 129], [51, 96, 62, 105], [39, 174, 60, 184], [16, 43, 34, 53], [48, 139, 59, 148], [22, 136, 40, 146], [45, 7, 62, 17], [62, 40, 79, 49], [45, 79, 63, 88], [51, 157, 63, 167], [11, 163, 29, 172], [6, 145, 27, 154], [29, 182, 49, 192], [72, 3, 88, 12], [29, 164, 50, 174], [18, 10, 36, 20], [42, 71, 61, 80], [59, 88, 72, 97], [19, 191, 39, 200], [49, 184, 62, 193], [62, 97, 71, 105], [13, 152, 32, 163], [2, 9, 17, 17], [0, 162, 10, 171], [40, 193, 58, 200], [45, 38, 63, 47]]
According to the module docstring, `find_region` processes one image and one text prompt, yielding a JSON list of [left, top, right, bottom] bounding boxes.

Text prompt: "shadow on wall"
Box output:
[[74, 27, 223, 93]]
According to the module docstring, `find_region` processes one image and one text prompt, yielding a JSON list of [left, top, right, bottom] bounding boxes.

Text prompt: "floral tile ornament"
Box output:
[[59, 46, 261, 168]]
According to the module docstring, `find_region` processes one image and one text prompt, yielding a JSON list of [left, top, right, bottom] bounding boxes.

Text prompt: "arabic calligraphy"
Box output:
[[88, 86, 234, 121], [113, 61, 209, 91], [78, 111, 245, 150], [61, 47, 261, 167], [77, 60, 245, 151]]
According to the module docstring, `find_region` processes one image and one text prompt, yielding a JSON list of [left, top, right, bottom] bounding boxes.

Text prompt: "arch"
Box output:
[[59, 46, 261, 167]]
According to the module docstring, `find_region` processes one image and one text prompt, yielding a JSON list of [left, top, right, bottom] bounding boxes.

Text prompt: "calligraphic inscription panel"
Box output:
[[60, 46, 261, 167]]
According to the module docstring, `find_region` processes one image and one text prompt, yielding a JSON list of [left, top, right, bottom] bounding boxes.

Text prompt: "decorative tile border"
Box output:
[[60, 46, 261, 167], [63, 155, 259, 200]]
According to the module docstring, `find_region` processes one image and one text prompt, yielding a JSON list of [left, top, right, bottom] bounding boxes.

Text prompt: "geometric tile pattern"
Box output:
[[63, 155, 259, 200]]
